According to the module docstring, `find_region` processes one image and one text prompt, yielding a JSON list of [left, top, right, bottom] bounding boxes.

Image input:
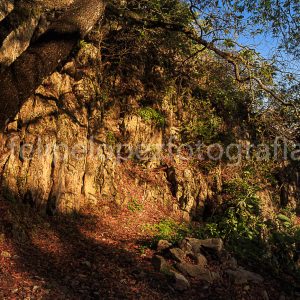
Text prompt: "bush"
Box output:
[[181, 99, 223, 144], [195, 176, 300, 281], [144, 218, 191, 245], [138, 107, 166, 127], [198, 178, 263, 241]]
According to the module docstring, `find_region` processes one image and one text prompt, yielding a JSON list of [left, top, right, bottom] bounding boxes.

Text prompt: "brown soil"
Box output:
[[0, 197, 288, 299]]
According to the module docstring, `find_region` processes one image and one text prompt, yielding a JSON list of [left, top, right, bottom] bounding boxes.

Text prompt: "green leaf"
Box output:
[[277, 214, 291, 223]]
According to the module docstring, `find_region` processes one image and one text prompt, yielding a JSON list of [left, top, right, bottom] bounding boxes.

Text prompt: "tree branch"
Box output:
[[107, 4, 299, 117]]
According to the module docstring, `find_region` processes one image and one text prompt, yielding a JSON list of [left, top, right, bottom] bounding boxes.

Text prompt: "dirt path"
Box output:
[[0, 197, 183, 299], [0, 198, 289, 299]]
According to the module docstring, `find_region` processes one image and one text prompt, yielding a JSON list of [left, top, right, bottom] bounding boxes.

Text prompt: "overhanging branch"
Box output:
[[106, 4, 299, 117]]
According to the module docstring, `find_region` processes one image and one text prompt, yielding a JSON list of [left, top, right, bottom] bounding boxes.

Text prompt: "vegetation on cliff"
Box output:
[[0, 0, 299, 298]]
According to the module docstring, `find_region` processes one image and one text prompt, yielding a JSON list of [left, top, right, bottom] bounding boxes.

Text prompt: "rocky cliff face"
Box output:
[[0, 43, 222, 217], [0, 3, 298, 218]]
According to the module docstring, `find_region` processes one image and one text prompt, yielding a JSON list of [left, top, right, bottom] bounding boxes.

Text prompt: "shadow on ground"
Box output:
[[1, 190, 296, 300], [0, 196, 176, 299]]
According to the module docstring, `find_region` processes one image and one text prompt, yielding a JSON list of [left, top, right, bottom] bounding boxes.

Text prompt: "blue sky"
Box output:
[[238, 30, 300, 80], [190, 0, 299, 78]]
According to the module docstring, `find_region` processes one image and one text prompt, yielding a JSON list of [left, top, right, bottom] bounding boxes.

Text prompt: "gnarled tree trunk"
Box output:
[[0, 0, 106, 129]]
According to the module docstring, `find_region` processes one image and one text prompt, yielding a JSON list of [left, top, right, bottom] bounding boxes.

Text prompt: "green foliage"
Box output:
[[78, 40, 90, 49], [138, 107, 166, 127], [223, 39, 235, 48], [198, 178, 263, 241], [240, 48, 256, 61], [277, 213, 292, 225], [237, 0, 300, 56], [106, 131, 117, 145], [186, 116, 222, 143], [266, 225, 300, 276], [191, 0, 300, 57], [144, 218, 191, 245], [208, 84, 248, 123], [195, 174, 300, 280], [221, 179, 262, 239], [138, 244, 148, 255], [181, 100, 223, 144], [125, 0, 192, 25]]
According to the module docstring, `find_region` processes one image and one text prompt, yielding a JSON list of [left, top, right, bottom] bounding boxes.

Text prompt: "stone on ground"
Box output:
[[195, 253, 208, 267], [169, 248, 185, 262], [175, 262, 213, 282], [171, 271, 190, 291], [157, 240, 172, 252]]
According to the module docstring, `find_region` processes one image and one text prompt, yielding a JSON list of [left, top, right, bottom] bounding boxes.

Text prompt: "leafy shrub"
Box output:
[[197, 178, 263, 241], [196, 176, 300, 282], [267, 228, 300, 275], [144, 218, 191, 245], [181, 100, 223, 144], [138, 107, 166, 127], [79, 39, 90, 49], [106, 131, 117, 145]]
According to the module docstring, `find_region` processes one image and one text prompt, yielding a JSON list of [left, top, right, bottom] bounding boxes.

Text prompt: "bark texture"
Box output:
[[0, 0, 106, 129]]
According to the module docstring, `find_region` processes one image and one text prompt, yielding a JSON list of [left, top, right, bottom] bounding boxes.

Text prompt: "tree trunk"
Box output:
[[0, 0, 106, 129]]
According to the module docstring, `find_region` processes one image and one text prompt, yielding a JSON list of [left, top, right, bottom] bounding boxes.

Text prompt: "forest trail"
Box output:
[[0, 198, 289, 300]]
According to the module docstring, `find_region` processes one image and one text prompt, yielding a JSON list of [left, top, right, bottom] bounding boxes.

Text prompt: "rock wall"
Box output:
[[2, 4, 295, 218], [0, 43, 222, 217]]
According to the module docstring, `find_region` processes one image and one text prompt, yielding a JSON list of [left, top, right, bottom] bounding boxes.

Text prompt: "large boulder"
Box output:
[[195, 253, 208, 268], [169, 248, 186, 263], [152, 255, 174, 275], [157, 240, 172, 252]]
